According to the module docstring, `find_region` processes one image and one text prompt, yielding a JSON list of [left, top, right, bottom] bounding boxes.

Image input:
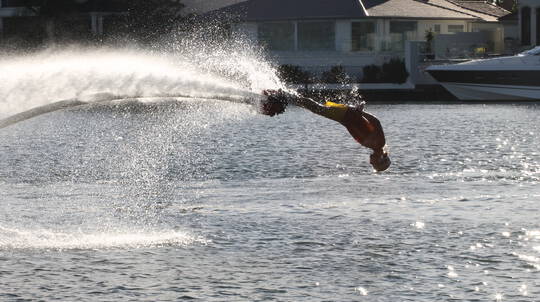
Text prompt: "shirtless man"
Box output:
[[262, 89, 391, 172]]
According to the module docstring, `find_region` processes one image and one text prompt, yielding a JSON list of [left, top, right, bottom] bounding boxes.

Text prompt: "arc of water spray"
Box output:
[[0, 91, 266, 130]]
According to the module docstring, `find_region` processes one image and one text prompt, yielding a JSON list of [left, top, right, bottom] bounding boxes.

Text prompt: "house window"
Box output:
[[434, 24, 441, 34], [448, 25, 464, 33], [521, 6, 531, 45], [389, 21, 417, 51], [258, 22, 295, 51], [297, 21, 335, 51], [351, 21, 375, 51]]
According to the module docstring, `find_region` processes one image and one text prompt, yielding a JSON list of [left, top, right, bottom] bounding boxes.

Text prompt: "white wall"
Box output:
[[504, 23, 519, 40], [434, 31, 496, 58], [236, 20, 393, 76], [335, 20, 350, 52], [418, 20, 469, 35], [233, 22, 257, 43], [233, 18, 485, 77], [470, 22, 504, 53]]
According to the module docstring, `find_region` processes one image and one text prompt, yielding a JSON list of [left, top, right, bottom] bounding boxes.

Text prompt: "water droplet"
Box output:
[[355, 287, 368, 296], [412, 221, 425, 229], [519, 284, 528, 296], [447, 265, 458, 278]]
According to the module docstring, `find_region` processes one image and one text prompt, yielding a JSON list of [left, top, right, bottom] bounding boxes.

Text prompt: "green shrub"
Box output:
[[320, 65, 351, 84], [277, 65, 313, 84], [381, 58, 409, 84], [360, 64, 381, 83]]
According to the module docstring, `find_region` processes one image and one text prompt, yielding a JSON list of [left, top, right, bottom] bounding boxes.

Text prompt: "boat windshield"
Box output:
[[519, 46, 540, 56]]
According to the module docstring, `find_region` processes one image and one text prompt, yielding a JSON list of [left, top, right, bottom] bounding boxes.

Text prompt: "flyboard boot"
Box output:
[[260, 89, 295, 116]]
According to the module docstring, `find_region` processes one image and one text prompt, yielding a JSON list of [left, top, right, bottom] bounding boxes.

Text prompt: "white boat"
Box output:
[[426, 47, 540, 101]]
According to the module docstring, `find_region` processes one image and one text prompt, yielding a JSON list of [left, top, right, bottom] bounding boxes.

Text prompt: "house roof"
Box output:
[[205, 0, 509, 22], [425, 0, 500, 22], [364, 0, 478, 19], [183, 0, 246, 14], [249, 0, 367, 20], [205, 0, 367, 22], [498, 10, 517, 21], [198, 1, 249, 22], [447, 0, 511, 18]]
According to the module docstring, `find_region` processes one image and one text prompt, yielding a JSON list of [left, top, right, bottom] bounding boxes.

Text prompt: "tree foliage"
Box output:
[[24, 0, 80, 17], [381, 58, 409, 84], [21, 0, 186, 43], [124, 0, 185, 42], [277, 65, 313, 84], [360, 58, 409, 84], [321, 65, 351, 84]]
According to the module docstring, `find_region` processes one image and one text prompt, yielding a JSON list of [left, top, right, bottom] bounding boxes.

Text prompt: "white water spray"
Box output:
[[0, 46, 285, 118], [0, 41, 288, 250], [0, 225, 210, 250]]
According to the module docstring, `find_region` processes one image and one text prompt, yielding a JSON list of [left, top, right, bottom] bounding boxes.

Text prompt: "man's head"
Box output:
[[370, 150, 391, 172]]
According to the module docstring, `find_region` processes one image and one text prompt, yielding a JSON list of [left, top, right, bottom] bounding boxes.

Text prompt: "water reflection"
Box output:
[[1, 103, 540, 300]]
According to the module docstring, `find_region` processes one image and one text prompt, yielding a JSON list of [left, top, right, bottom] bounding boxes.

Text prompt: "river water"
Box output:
[[1, 100, 539, 301]]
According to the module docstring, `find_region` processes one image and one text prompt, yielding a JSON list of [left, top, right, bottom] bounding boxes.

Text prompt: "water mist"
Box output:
[[0, 36, 287, 250]]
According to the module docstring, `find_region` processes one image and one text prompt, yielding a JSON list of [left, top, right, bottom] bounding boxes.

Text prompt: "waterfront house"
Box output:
[[209, 0, 511, 77]]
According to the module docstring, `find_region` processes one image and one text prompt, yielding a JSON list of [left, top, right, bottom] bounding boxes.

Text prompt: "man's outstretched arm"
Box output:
[[264, 90, 343, 123], [287, 96, 327, 115]]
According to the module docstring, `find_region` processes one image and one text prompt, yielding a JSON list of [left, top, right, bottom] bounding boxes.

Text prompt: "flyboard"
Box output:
[[0, 92, 267, 130]]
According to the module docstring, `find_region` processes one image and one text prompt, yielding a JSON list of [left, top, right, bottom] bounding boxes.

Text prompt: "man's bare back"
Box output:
[[262, 90, 390, 171]]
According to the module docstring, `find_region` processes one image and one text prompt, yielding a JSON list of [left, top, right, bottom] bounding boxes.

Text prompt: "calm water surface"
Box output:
[[1, 100, 539, 301]]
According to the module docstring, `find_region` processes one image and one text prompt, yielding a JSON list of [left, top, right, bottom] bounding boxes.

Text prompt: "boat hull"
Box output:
[[439, 83, 540, 101], [427, 60, 540, 101]]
